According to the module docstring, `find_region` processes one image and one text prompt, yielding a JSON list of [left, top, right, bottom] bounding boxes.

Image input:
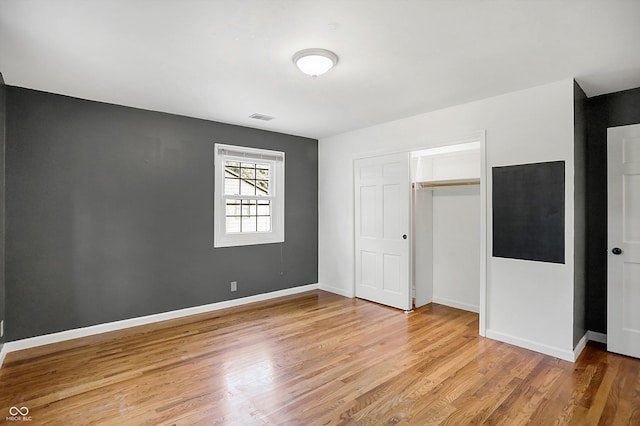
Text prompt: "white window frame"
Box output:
[[214, 143, 285, 248]]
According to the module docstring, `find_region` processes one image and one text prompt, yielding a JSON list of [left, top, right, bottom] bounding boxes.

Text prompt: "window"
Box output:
[[214, 144, 284, 247]]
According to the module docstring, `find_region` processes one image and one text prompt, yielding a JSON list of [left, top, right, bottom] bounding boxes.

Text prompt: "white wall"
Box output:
[[318, 79, 576, 360]]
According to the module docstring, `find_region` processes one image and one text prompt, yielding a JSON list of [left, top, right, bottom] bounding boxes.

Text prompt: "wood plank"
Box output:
[[0, 290, 639, 424]]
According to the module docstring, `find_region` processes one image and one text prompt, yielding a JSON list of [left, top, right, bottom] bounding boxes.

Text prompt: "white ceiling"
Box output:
[[1, 0, 640, 139]]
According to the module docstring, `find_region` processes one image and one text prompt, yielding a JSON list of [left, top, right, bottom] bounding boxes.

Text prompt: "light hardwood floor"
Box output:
[[1, 290, 639, 425]]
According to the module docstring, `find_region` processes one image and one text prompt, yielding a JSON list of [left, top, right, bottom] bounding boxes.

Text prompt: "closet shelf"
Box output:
[[413, 178, 480, 189]]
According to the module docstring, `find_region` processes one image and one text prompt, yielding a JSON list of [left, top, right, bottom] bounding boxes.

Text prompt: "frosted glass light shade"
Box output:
[[293, 49, 338, 77]]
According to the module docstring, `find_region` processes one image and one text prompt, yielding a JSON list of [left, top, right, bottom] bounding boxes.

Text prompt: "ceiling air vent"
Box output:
[[249, 113, 275, 121]]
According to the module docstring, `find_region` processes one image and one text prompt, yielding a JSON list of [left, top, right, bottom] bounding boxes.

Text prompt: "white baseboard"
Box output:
[[574, 332, 589, 361], [587, 330, 607, 344], [486, 329, 574, 362], [0, 344, 8, 368], [3, 284, 319, 356], [432, 296, 479, 313], [319, 283, 354, 298]]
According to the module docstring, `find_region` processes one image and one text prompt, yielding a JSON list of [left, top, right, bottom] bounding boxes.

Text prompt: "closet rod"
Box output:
[[413, 179, 480, 189]]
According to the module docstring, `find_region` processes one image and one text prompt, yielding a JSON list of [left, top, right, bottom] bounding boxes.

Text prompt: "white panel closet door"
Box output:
[[354, 152, 411, 311], [608, 124, 640, 359]]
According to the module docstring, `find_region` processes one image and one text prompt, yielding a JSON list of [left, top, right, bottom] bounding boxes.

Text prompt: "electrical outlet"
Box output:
[[230, 281, 237, 292]]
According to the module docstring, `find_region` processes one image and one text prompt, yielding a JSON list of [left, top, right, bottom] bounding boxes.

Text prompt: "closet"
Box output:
[[411, 142, 481, 312]]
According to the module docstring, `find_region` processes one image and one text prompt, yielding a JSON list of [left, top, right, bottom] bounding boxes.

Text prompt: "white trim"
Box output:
[[320, 283, 355, 298], [587, 330, 607, 344], [486, 328, 574, 362], [0, 344, 8, 368], [478, 130, 487, 336], [432, 297, 480, 314], [3, 284, 319, 354], [214, 143, 285, 248], [574, 332, 589, 361]]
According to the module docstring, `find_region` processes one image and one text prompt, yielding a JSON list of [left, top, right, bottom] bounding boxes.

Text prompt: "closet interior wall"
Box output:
[[412, 146, 481, 312]]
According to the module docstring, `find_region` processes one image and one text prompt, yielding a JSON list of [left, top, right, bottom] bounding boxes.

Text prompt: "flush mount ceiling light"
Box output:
[[293, 48, 338, 77]]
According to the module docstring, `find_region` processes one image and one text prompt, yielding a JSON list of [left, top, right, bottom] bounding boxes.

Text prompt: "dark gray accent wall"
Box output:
[[573, 80, 587, 347], [5, 86, 318, 341], [0, 74, 6, 350], [586, 86, 640, 334]]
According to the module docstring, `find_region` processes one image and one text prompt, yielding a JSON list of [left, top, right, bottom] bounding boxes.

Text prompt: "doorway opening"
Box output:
[[411, 140, 482, 316]]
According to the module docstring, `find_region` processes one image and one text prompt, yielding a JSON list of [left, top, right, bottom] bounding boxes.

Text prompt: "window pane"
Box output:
[[240, 180, 256, 195], [257, 201, 270, 216], [242, 216, 257, 232], [256, 168, 269, 180], [225, 161, 271, 197], [226, 216, 241, 233], [257, 216, 271, 232], [241, 200, 251, 216], [225, 163, 240, 177], [256, 180, 269, 195], [226, 200, 241, 216], [225, 198, 272, 234], [225, 177, 240, 195], [241, 167, 255, 179]]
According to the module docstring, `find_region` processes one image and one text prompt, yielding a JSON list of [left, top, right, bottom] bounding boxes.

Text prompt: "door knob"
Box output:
[[612, 247, 622, 255], [402, 234, 407, 240]]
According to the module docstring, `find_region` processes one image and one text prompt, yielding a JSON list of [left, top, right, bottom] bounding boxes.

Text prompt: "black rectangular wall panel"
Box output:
[[492, 161, 565, 264]]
